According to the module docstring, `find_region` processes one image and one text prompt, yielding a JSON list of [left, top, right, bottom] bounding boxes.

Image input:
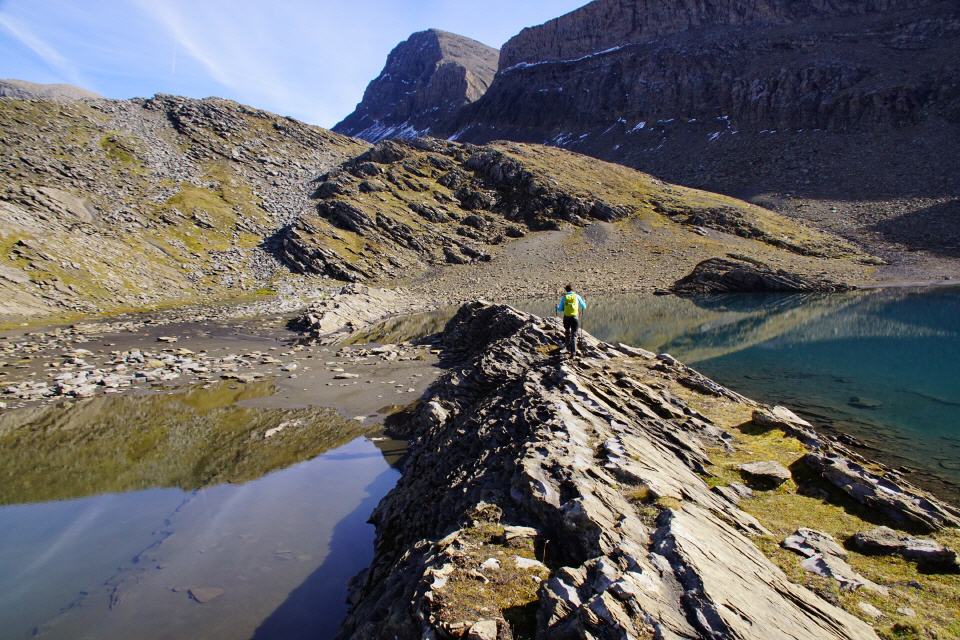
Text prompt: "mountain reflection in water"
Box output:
[[0, 380, 369, 505], [0, 382, 393, 640], [513, 287, 960, 499]]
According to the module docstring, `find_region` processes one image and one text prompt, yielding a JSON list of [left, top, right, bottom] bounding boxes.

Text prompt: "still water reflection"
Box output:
[[0, 382, 398, 640], [514, 287, 960, 497]]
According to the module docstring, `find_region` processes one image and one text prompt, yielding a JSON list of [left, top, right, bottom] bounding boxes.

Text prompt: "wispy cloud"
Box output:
[[132, 0, 300, 111], [0, 11, 88, 86]]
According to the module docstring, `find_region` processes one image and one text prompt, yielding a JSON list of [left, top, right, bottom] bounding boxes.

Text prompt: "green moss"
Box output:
[[435, 520, 548, 639], [99, 133, 142, 172]]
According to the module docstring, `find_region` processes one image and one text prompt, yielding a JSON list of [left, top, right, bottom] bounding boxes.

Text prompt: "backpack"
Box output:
[[563, 293, 579, 317]]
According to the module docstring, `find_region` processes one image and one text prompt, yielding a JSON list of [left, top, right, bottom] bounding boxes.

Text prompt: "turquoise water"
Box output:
[[515, 288, 960, 500]]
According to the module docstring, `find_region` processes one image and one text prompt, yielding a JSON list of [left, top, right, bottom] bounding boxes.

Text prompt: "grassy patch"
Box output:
[[667, 379, 960, 637], [434, 520, 548, 640]]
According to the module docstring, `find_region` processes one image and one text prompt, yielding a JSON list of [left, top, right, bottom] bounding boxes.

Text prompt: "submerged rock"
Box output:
[[671, 256, 854, 294], [188, 586, 224, 604]]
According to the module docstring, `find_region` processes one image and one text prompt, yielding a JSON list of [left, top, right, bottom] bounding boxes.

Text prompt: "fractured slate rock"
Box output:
[[803, 452, 960, 533], [671, 257, 854, 294], [783, 528, 847, 560], [338, 302, 878, 640], [738, 460, 792, 490], [782, 528, 886, 593], [849, 526, 960, 573]]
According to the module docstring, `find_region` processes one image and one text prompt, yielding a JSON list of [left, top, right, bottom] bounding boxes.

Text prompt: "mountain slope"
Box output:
[[333, 29, 498, 142], [0, 95, 365, 319], [1, 92, 873, 323], [276, 137, 875, 300], [0, 79, 102, 101], [346, 1, 960, 275]]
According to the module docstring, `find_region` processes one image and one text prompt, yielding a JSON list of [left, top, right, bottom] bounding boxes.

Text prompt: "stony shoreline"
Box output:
[[337, 302, 960, 639], [2, 287, 959, 638]]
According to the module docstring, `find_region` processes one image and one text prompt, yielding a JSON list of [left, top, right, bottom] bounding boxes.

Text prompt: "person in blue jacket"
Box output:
[[556, 284, 587, 357]]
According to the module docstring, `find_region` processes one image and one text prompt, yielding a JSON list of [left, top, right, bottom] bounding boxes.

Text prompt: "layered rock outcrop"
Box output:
[[274, 137, 864, 286], [671, 256, 855, 294], [334, 30, 498, 142], [348, 2, 960, 264], [455, 0, 959, 144], [336, 302, 937, 639]]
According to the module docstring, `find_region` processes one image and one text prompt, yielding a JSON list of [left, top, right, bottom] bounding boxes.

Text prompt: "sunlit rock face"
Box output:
[[333, 29, 498, 142]]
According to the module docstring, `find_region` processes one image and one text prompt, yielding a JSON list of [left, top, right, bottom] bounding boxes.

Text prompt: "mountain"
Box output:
[[333, 29, 498, 142], [0, 94, 365, 319], [348, 1, 960, 272], [0, 79, 102, 101], [0, 90, 873, 321]]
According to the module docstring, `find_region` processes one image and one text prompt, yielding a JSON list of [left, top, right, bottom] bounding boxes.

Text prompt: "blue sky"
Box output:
[[0, 0, 587, 128]]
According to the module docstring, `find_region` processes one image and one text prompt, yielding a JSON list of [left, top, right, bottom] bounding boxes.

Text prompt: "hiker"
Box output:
[[556, 284, 587, 357]]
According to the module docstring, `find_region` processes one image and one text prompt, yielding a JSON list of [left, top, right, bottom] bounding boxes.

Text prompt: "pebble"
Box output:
[[857, 601, 883, 619]]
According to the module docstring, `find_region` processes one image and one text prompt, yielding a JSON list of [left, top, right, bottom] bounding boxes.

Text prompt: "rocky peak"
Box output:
[[499, 0, 940, 68], [333, 29, 498, 142]]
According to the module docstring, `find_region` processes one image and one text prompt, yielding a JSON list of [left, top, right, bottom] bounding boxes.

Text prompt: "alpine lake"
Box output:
[[1, 285, 958, 639]]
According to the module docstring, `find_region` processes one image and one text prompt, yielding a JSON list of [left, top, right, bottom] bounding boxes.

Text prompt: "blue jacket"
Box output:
[[557, 293, 587, 316]]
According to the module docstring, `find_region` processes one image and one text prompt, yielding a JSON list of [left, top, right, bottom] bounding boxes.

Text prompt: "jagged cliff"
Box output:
[[333, 30, 498, 142], [348, 1, 960, 268]]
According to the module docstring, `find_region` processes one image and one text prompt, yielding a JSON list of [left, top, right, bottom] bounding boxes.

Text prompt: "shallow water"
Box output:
[[515, 288, 960, 500], [0, 382, 399, 640]]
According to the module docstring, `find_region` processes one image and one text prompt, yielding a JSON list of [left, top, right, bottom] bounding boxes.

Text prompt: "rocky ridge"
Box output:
[[349, 1, 960, 274], [334, 30, 498, 142], [0, 93, 365, 319], [0, 79, 102, 101], [338, 302, 960, 639], [276, 137, 872, 291]]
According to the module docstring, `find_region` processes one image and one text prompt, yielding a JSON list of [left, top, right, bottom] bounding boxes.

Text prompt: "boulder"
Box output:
[[672, 257, 853, 294], [783, 528, 847, 560], [803, 452, 960, 533], [738, 460, 791, 489], [849, 527, 959, 573], [752, 406, 821, 447]]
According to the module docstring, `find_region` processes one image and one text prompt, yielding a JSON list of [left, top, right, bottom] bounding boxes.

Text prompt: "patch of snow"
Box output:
[[707, 131, 721, 142], [355, 119, 430, 143], [501, 43, 632, 74]]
